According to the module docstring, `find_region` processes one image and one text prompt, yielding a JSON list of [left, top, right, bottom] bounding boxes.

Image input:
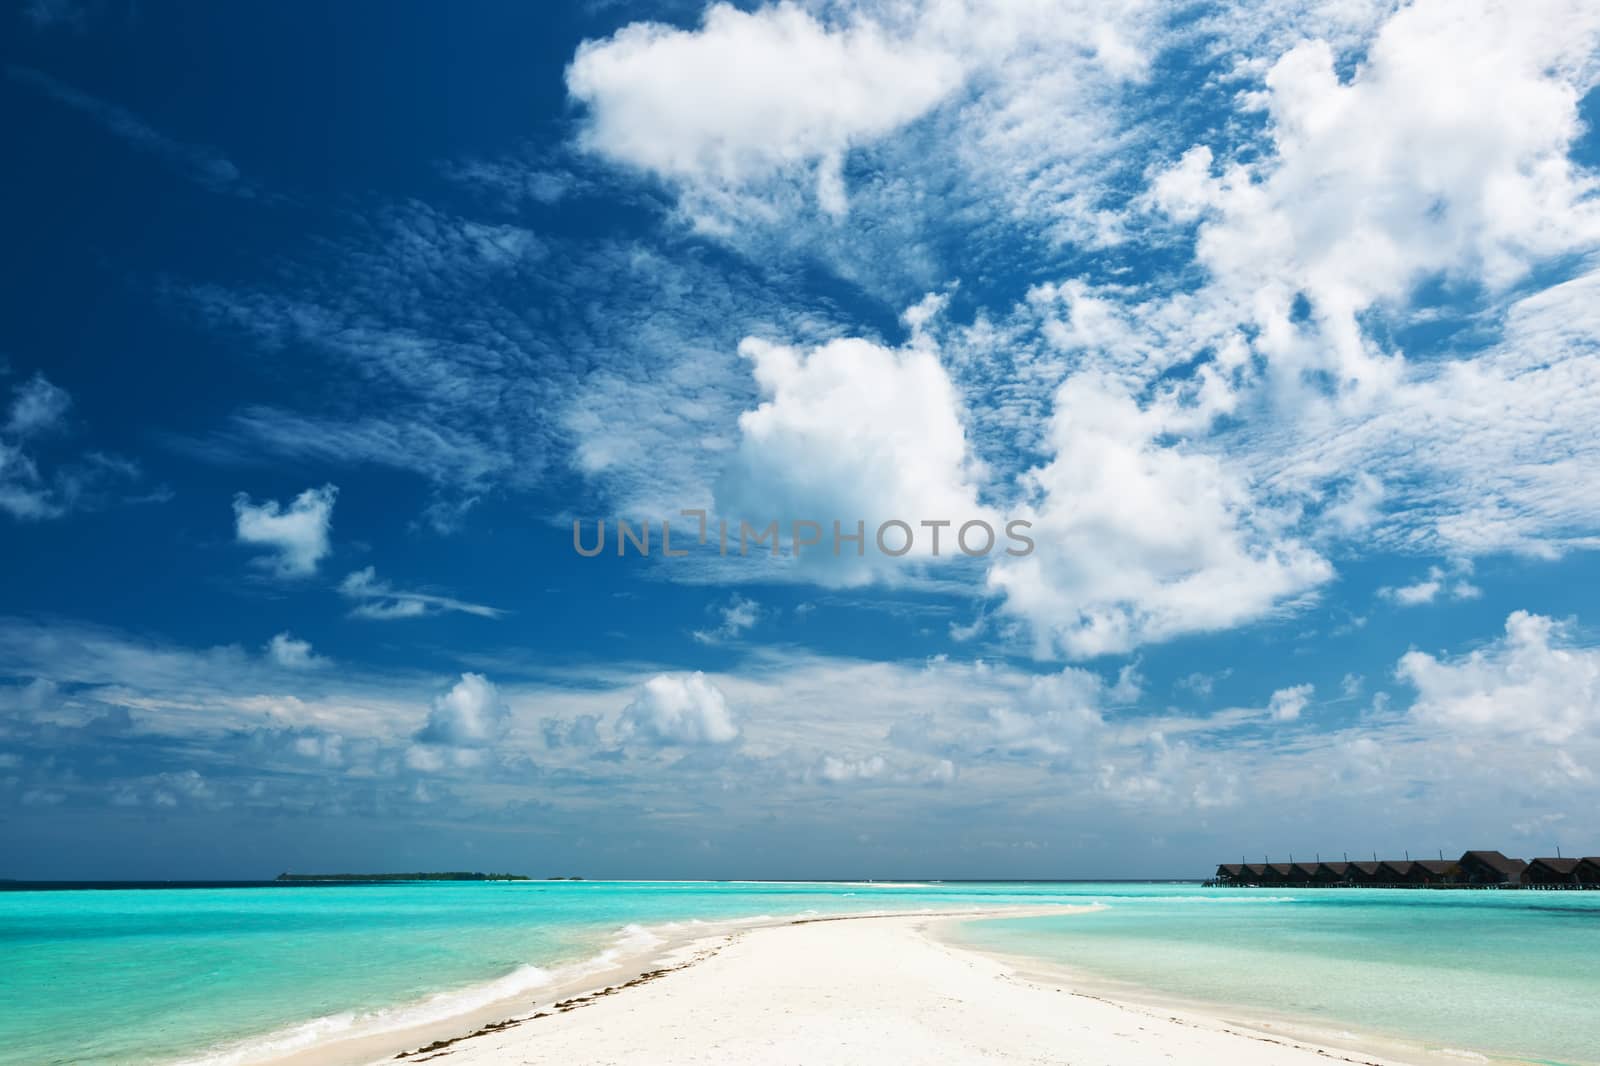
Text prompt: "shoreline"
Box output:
[[172, 906, 1556, 1066], [928, 917, 1516, 1066], [179, 905, 1063, 1066]]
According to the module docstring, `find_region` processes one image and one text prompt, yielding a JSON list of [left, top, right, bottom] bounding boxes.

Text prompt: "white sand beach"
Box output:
[[335, 911, 1436, 1066]]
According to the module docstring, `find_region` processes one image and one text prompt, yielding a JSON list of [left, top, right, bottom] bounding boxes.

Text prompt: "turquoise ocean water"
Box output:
[[2, 881, 1597, 1066]]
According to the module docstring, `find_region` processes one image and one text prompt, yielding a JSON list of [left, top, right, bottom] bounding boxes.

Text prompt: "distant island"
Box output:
[[275, 872, 530, 882]]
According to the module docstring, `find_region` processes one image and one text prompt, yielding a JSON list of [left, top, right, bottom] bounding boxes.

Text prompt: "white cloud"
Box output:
[[5, 374, 71, 437], [338, 567, 503, 621], [1153, 0, 1600, 399], [291, 732, 345, 767], [618, 672, 739, 745], [1106, 0, 1600, 569], [989, 374, 1332, 658], [1379, 565, 1482, 607], [0, 677, 59, 713], [982, 667, 1108, 758], [716, 336, 993, 586], [1267, 683, 1313, 722], [1176, 669, 1230, 698], [0, 374, 142, 522], [817, 752, 888, 783], [565, 0, 1160, 246], [8, 66, 248, 194], [567, 2, 963, 215], [415, 672, 509, 748], [266, 632, 324, 669], [233, 484, 337, 578], [692, 595, 761, 644], [1399, 610, 1600, 744], [1242, 266, 1600, 560]]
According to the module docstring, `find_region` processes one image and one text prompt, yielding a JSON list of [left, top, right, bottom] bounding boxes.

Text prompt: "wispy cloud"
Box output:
[[8, 65, 255, 196], [0, 373, 144, 521], [691, 595, 761, 644], [337, 567, 504, 621]]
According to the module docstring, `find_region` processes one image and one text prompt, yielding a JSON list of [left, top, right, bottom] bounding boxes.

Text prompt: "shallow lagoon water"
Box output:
[[3, 881, 1596, 1065]]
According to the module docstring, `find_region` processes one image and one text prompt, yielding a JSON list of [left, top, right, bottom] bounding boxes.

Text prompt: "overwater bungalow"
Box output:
[[1210, 850, 1591, 889], [1525, 858, 1581, 887], [1452, 851, 1527, 886], [1347, 860, 1382, 885], [1408, 859, 1457, 885], [1260, 862, 1296, 884], [1289, 861, 1320, 883], [1214, 862, 1246, 884]]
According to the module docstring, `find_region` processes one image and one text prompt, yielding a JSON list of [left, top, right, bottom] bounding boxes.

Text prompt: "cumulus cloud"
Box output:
[[1095, 0, 1600, 571], [1267, 683, 1313, 722], [989, 375, 1332, 658], [1379, 565, 1483, 606], [1152, 0, 1600, 397], [716, 336, 993, 585], [415, 672, 509, 748], [338, 567, 503, 621], [266, 632, 325, 669], [618, 672, 738, 745], [565, 0, 1156, 240], [817, 752, 888, 782], [1399, 611, 1600, 743], [233, 484, 337, 577], [567, 2, 962, 215], [982, 667, 1108, 759]]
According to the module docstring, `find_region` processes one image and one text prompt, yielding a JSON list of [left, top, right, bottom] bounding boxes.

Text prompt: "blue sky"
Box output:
[[3, 0, 1600, 880]]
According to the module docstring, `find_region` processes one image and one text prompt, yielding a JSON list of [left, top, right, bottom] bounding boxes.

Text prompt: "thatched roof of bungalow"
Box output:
[[1314, 861, 1350, 881], [1410, 859, 1456, 882], [1525, 857, 1580, 882], [1290, 861, 1320, 880], [1347, 861, 1382, 882], [1376, 859, 1416, 882], [1578, 858, 1600, 883], [1457, 850, 1528, 884]]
